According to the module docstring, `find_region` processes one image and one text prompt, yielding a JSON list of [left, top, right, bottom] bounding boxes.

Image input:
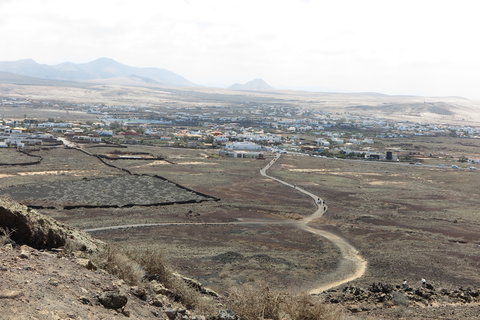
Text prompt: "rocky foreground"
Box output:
[[1, 198, 479, 319], [0, 199, 227, 320], [0, 244, 169, 320], [321, 282, 480, 319]]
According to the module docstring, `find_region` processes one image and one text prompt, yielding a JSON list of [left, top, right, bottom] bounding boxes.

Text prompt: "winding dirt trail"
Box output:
[[84, 152, 367, 293], [261, 154, 367, 294]]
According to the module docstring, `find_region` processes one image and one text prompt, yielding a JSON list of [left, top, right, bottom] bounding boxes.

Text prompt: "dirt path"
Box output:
[[261, 154, 367, 294], [83, 151, 366, 293], [83, 220, 286, 233]]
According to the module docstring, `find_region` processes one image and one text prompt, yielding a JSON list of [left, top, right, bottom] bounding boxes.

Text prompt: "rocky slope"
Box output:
[[0, 198, 101, 251], [0, 244, 176, 320], [0, 199, 222, 320]]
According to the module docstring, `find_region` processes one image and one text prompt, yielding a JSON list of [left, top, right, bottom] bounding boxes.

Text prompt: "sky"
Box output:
[[1, 0, 480, 98]]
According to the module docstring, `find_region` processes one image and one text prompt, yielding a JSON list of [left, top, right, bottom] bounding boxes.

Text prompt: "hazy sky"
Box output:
[[1, 0, 480, 98]]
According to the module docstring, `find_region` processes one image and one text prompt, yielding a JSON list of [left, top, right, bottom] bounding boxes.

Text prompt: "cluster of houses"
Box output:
[[0, 125, 56, 148]]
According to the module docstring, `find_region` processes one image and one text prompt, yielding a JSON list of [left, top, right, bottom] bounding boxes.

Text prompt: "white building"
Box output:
[[316, 139, 330, 147], [96, 130, 113, 136], [331, 138, 344, 144], [225, 141, 264, 151], [214, 136, 230, 143], [220, 150, 264, 159]]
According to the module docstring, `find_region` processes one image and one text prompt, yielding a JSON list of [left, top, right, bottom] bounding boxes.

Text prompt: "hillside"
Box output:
[[0, 58, 194, 87], [0, 71, 89, 87], [0, 198, 219, 320]]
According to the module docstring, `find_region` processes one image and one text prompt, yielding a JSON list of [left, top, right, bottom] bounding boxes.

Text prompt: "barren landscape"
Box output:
[[3, 1, 480, 318], [5, 139, 475, 296]]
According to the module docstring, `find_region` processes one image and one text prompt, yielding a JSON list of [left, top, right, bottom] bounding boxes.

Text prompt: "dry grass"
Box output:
[[125, 247, 210, 311], [91, 245, 210, 311], [92, 246, 144, 285], [125, 247, 170, 282], [226, 284, 344, 320], [0, 227, 15, 245]]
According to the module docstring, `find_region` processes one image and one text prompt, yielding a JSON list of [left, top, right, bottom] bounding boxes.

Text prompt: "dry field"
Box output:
[[379, 136, 480, 165], [0, 175, 210, 208], [271, 154, 480, 289], [2, 142, 479, 296], [32, 146, 342, 293], [0, 147, 121, 189]]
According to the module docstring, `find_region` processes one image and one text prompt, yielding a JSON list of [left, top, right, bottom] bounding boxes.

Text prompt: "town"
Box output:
[[2, 96, 480, 166]]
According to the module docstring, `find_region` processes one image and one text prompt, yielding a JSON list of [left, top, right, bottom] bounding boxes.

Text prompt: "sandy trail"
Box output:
[[83, 151, 366, 294], [261, 154, 367, 294]]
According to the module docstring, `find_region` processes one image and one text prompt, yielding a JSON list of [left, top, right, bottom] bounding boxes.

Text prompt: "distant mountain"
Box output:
[[0, 58, 194, 87], [229, 78, 274, 91], [0, 71, 89, 87]]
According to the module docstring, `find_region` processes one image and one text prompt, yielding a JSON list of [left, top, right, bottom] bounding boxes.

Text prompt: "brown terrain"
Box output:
[[1, 136, 480, 319]]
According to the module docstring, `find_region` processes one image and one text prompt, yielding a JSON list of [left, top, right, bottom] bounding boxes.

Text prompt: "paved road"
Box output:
[[261, 153, 367, 294]]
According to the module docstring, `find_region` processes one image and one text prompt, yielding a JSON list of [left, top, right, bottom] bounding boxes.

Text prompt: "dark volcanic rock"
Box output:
[[98, 290, 128, 309]]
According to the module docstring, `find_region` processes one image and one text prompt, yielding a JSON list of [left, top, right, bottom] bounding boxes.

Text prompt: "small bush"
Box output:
[[126, 248, 169, 283], [282, 293, 344, 320], [226, 284, 344, 320], [125, 247, 208, 311], [91, 245, 215, 312], [92, 246, 144, 285]]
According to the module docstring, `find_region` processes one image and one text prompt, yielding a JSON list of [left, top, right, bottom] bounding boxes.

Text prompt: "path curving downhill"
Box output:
[[261, 154, 367, 294], [83, 151, 366, 294]]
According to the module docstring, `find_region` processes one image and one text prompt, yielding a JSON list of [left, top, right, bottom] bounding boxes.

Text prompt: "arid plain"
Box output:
[[3, 140, 477, 294]]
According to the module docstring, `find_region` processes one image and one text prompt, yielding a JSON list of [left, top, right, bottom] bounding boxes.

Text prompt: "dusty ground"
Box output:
[[0, 147, 211, 209], [95, 222, 339, 293], [34, 146, 340, 293], [271, 154, 480, 290], [0, 245, 175, 320], [2, 143, 479, 318]]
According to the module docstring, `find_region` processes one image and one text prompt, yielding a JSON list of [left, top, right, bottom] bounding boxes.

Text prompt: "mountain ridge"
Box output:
[[0, 58, 194, 87]]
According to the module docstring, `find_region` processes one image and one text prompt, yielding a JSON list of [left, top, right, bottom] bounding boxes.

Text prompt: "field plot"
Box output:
[[271, 155, 480, 288], [0, 148, 40, 165], [0, 175, 211, 208], [96, 222, 340, 293], [0, 147, 122, 189], [104, 146, 314, 218]]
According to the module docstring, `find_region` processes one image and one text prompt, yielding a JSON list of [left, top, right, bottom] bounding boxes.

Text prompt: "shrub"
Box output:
[[226, 284, 344, 320], [125, 247, 169, 283], [125, 247, 209, 311], [92, 245, 144, 285]]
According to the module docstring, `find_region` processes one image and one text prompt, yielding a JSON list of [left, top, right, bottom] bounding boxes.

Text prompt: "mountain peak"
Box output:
[[86, 57, 122, 67], [229, 78, 274, 91]]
